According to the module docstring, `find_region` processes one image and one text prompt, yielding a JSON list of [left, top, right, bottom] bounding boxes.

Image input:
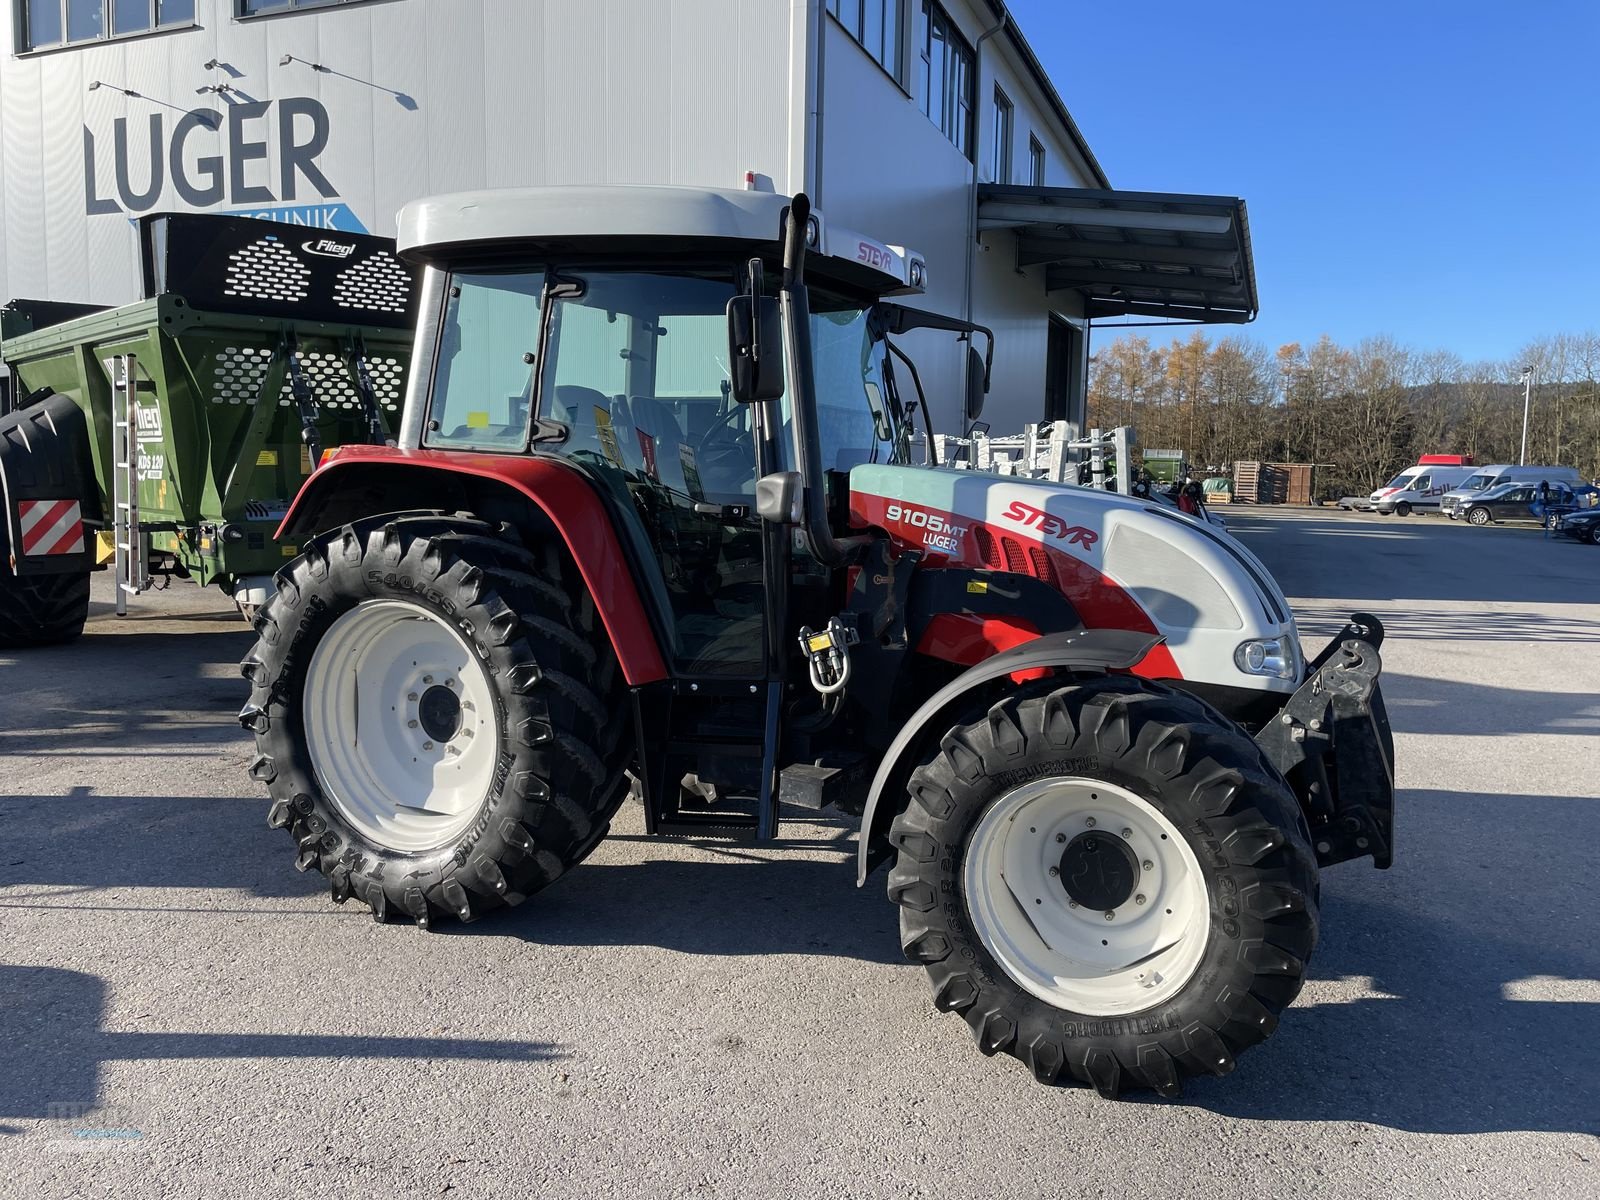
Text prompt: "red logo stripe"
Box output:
[[20, 500, 78, 554]]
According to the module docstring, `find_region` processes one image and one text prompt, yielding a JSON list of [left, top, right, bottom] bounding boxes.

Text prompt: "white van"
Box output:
[[1440, 464, 1583, 519], [1370, 465, 1477, 515]]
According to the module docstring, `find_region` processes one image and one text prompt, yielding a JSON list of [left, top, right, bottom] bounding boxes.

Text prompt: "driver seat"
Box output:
[[620, 394, 690, 495]]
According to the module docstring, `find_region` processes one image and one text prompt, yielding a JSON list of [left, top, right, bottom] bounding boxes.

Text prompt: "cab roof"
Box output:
[[396, 185, 926, 299]]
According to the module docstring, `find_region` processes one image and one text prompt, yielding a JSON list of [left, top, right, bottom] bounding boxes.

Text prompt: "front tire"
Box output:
[[1466, 506, 1491, 526], [1395, 501, 1412, 517], [240, 514, 629, 926], [887, 677, 1318, 1097]]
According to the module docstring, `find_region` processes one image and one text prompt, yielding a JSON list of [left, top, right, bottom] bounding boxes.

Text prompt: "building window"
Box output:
[[1029, 135, 1046, 186], [991, 85, 1013, 183], [826, 0, 905, 83], [17, 0, 193, 49], [916, 1, 974, 158], [238, 0, 377, 15]]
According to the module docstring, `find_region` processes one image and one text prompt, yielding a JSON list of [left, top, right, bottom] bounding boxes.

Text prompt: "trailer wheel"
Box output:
[[0, 524, 90, 649], [240, 514, 630, 926], [887, 676, 1318, 1098], [1466, 506, 1491, 526]]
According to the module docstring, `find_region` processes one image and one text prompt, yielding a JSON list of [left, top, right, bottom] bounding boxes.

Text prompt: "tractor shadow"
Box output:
[[0, 964, 561, 1122], [1373, 672, 1600, 739], [0, 622, 257, 757], [0, 788, 326, 901], [468, 819, 904, 965], [1171, 787, 1600, 1136]]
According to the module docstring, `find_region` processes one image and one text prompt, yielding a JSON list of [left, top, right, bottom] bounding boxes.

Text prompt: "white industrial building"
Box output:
[[0, 0, 1256, 434]]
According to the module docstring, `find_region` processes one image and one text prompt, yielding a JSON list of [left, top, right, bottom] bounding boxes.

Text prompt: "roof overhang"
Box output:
[[978, 186, 1258, 324]]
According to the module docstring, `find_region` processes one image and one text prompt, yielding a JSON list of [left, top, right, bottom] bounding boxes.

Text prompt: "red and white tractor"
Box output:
[[240, 187, 1394, 1097]]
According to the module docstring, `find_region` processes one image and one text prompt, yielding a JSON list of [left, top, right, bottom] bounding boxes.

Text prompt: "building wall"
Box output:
[[813, 0, 1096, 437], [0, 0, 802, 306]]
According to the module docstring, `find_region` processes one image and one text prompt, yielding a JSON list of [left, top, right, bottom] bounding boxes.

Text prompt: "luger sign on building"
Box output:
[[82, 97, 363, 232]]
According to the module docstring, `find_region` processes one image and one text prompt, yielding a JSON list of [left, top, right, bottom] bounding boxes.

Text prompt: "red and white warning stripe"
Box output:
[[18, 498, 86, 557]]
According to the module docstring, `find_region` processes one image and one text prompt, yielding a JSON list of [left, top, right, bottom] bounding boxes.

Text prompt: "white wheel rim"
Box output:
[[963, 778, 1211, 1017], [303, 599, 500, 853]]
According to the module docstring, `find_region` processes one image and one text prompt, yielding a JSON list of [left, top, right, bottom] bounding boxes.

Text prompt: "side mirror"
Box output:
[[965, 344, 987, 424], [727, 295, 785, 403], [755, 470, 803, 525]]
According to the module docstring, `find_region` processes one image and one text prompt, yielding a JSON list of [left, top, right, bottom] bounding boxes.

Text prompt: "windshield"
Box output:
[[1460, 473, 1494, 491], [809, 301, 900, 470], [1383, 471, 1417, 490], [424, 267, 907, 474]]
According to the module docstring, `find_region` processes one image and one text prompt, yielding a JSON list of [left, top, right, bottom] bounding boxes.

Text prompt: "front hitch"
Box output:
[[1255, 612, 1395, 869]]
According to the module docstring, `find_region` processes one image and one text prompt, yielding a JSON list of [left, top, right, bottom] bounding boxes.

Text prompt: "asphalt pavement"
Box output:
[[2, 507, 1597, 1198]]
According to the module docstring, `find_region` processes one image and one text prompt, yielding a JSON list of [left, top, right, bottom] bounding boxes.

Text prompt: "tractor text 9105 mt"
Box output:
[[240, 186, 1395, 1098]]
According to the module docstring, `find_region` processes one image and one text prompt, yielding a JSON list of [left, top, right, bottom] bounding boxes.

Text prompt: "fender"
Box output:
[[855, 628, 1164, 885], [0, 394, 101, 577], [278, 445, 668, 685]]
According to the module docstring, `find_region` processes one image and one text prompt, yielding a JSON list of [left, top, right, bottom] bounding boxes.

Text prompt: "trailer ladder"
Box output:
[[111, 353, 151, 616]]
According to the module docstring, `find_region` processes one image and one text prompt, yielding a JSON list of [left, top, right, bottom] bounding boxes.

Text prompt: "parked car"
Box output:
[[1370, 465, 1476, 515], [1441, 464, 1583, 518], [1555, 508, 1600, 545], [1458, 481, 1578, 526]]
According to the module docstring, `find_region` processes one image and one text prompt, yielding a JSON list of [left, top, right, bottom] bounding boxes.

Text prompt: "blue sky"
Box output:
[[1006, 0, 1600, 362]]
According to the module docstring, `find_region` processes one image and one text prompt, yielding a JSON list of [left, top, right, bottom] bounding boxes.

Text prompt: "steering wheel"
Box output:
[[694, 405, 757, 493]]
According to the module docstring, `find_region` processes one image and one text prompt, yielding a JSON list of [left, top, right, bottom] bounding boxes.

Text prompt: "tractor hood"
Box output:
[[847, 464, 1301, 693]]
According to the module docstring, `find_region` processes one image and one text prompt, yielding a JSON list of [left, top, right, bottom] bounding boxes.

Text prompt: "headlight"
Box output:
[[1235, 637, 1297, 680]]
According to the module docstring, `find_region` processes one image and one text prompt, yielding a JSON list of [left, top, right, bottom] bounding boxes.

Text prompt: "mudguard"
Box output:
[[855, 627, 1164, 885], [277, 445, 669, 685], [0, 394, 100, 577]]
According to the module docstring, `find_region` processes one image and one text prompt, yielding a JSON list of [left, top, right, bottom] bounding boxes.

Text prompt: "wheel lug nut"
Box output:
[[407, 719, 418, 729], [1103, 910, 1115, 921], [407, 692, 418, 702], [1142, 859, 1154, 871], [1048, 866, 1059, 876], [1135, 894, 1147, 905], [1085, 817, 1096, 828], [1055, 833, 1066, 844], [1121, 828, 1132, 839], [423, 675, 434, 685], [423, 741, 434, 751], [1068, 900, 1078, 909]]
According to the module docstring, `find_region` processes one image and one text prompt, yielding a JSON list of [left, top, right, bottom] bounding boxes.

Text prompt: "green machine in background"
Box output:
[[0, 215, 419, 647]]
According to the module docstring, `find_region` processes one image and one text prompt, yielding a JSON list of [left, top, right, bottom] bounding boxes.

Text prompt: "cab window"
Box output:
[[426, 270, 544, 451]]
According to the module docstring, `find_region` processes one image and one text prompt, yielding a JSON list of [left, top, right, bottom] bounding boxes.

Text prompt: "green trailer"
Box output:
[[0, 214, 418, 646]]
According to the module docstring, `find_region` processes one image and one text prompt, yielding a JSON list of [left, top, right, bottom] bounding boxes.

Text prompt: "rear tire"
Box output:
[[240, 513, 630, 926], [887, 676, 1319, 1098], [1466, 506, 1491, 526], [0, 521, 90, 649]]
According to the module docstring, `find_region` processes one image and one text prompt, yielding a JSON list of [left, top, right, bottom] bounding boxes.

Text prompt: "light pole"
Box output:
[[1519, 366, 1534, 466]]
